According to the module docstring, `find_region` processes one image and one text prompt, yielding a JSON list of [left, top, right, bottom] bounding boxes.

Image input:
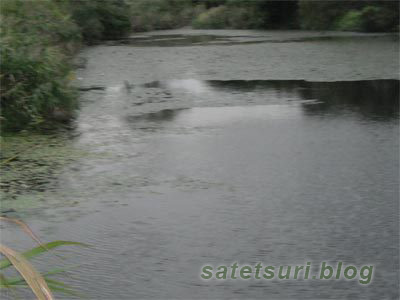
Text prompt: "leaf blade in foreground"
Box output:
[[0, 244, 53, 300]]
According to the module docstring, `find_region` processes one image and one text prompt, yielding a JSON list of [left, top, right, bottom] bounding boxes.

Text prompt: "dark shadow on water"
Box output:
[[210, 79, 399, 119], [107, 34, 230, 47], [298, 80, 399, 120], [138, 79, 399, 121], [126, 108, 186, 123]]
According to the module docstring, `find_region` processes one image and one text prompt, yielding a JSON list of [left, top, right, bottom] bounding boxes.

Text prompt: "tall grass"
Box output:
[[0, 217, 86, 299]]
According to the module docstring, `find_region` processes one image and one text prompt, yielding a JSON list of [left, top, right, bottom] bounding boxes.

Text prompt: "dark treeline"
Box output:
[[1, 0, 398, 131], [191, 0, 399, 31]]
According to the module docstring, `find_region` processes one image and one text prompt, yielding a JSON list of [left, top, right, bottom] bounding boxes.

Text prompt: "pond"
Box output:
[[1, 29, 399, 299]]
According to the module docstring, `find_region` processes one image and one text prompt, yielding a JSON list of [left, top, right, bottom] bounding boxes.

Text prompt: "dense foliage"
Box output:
[[0, 0, 132, 131], [64, 0, 131, 42], [192, 1, 266, 29], [298, 1, 399, 32], [129, 0, 194, 31], [0, 0, 81, 131], [192, 0, 399, 31]]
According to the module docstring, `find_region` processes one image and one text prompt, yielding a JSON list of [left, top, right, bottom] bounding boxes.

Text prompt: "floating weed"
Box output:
[[0, 132, 89, 206]]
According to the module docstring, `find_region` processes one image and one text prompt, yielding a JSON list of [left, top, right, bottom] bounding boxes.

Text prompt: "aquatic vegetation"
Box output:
[[0, 132, 89, 211], [0, 217, 87, 299]]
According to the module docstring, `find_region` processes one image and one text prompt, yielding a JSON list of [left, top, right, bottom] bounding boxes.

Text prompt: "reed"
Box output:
[[0, 217, 87, 299]]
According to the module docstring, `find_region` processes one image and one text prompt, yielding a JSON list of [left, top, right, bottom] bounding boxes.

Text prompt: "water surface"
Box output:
[[1, 30, 399, 299]]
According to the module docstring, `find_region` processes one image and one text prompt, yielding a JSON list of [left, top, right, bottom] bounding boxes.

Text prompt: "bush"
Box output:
[[335, 10, 364, 31], [335, 5, 399, 32], [192, 6, 229, 29], [0, 36, 78, 131], [192, 4, 265, 29], [128, 0, 194, 32], [0, 0, 79, 131], [67, 0, 131, 42], [298, 1, 345, 30], [299, 0, 399, 32], [0, 0, 134, 131], [1, 0, 81, 51], [360, 5, 398, 32]]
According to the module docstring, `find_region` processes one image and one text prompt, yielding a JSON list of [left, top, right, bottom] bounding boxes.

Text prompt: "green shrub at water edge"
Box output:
[[192, 4, 265, 29], [0, 0, 133, 132], [335, 10, 364, 32], [192, 6, 229, 29], [358, 5, 399, 32], [299, 1, 399, 32], [0, 0, 80, 132], [0, 0, 82, 52], [128, 0, 194, 32], [335, 6, 399, 32], [0, 36, 78, 131], [66, 0, 131, 42]]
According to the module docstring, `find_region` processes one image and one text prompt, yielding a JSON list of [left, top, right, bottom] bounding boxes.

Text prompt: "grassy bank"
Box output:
[[0, 0, 132, 132], [0, 0, 79, 131]]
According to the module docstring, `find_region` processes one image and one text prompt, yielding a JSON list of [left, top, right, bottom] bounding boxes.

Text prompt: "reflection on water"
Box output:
[[137, 79, 399, 121], [298, 80, 399, 119], [109, 34, 227, 47], [145, 79, 209, 94], [129, 105, 302, 129]]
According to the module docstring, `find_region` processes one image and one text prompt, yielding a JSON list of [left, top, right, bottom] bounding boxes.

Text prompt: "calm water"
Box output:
[[1, 30, 399, 299]]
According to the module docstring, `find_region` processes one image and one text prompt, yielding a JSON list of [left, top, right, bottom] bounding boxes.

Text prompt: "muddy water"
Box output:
[[1, 30, 399, 299]]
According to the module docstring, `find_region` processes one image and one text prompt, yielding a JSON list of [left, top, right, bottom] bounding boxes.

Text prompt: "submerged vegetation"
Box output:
[[0, 0, 398, 132]]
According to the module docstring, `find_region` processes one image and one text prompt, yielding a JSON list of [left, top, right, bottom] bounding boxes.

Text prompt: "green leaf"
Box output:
[[46, 283, 84, 298], [44, 278, 71, 288], [0, 240, 88, 270], [0, 265, 80, 287]]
